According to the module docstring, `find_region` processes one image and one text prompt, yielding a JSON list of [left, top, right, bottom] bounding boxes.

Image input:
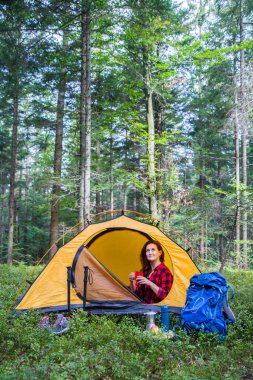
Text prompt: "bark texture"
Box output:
[[79, 0, 91, 230], [7, 94, 19, 265], [49, 32, 68, 257]]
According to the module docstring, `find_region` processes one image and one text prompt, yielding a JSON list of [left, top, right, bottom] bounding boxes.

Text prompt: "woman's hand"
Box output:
[[129, 272, 136, 291], [136, 276, 160, 295], [136, 276, 151, 286]]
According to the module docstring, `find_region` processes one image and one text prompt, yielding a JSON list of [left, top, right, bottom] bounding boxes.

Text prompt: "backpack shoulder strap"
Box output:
[[222, 285, 236, 323]]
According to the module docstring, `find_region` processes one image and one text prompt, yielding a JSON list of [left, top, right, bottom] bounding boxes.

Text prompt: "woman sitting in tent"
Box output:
[[129, 240, 173, 304]]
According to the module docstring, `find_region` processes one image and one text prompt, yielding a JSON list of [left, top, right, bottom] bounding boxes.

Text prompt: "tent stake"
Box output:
[[67, 266, 72, 312], [83, 266, 89, 310]]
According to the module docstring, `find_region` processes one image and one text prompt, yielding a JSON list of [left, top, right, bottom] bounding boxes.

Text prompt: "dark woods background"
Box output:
[[0, 0, 253, 269]]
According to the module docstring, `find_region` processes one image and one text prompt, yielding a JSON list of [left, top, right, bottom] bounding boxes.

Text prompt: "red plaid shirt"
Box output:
[[135, 263, 173, 304]]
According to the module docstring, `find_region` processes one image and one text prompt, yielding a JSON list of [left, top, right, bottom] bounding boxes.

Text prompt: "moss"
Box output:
[[0, 265, 252, 380]]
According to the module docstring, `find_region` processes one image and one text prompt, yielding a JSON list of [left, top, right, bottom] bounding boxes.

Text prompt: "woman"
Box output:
[[129, 240, 173, 304]]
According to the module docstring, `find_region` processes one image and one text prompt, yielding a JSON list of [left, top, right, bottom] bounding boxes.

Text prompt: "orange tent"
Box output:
[[15, 213, 200, 314]]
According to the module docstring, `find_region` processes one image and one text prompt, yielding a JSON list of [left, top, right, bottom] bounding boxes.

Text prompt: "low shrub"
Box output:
[[0, 264, 252, 379]]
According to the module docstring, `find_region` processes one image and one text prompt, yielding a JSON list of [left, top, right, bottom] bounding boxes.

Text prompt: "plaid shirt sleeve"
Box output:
[[155, 266, 173, 300], [135, 263, 173, 304]]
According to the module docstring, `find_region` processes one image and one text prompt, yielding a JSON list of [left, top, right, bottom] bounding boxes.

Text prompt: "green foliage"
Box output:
[[0, 264, 252, 379], [0, 0, 253, 269]]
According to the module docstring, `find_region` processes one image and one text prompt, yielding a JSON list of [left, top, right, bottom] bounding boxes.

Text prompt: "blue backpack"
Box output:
[[179, 272, 236, 336]]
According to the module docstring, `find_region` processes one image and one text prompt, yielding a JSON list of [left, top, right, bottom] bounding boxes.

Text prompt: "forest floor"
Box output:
[[0, 264, 252, 380]]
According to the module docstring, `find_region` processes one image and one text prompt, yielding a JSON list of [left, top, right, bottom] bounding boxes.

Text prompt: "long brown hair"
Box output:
[[140, 240, 164, 277]]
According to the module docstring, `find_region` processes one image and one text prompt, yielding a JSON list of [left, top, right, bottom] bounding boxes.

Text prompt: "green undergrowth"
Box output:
[[0, 264, 252, 380]]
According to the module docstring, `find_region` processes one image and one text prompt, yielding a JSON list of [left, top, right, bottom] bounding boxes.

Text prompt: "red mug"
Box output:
[[135, 271, 143, 279]]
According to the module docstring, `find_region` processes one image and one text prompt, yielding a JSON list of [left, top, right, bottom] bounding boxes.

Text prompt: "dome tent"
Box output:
[[14, 211, 200, 314]]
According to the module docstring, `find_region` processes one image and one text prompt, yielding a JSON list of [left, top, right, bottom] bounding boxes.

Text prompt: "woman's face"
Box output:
[[145, 243, 162, 263]]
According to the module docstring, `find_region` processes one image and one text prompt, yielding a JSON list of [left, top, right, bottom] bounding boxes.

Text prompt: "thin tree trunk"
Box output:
[[84, 4, 91, 220], [123, 130, 128, 210], [95, 139, 101, 214], [123, 187, 127, 210], [110, 179, 114, 211], [23, 157, 29, 256], [142, 44, 158, 218], [110, 136, 114, 211], [146, 73, 158, 218], [133, 190, 137, 211], [79, 0, 91, 230], [204, 220, 208, 260], [101, 190, 104, 210], [0, 184, 6, 260], [154, 43, 163, 216], [198, 173, 206, 260], [155, 95, 163, 218], [49, 32, 67, 256], [79, 9, 86, 230], [240, 0, 248, 269], [219, 235, 225, 263], [200, 223, 205, 259], [234, 91, 241, 264], [7, 94, 19, 265]]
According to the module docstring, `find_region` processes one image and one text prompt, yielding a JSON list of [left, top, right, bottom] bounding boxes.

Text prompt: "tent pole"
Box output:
[[67, 266, 72, 312], [83, 266, 89, 310]]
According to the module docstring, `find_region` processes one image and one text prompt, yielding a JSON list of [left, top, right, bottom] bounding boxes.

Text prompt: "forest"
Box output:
[[0, 1, 253, 380], [1, 0, 253, 269]]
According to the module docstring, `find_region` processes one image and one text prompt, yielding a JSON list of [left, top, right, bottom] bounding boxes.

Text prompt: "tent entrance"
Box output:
[[84, 228, 173, 285], [71, 245, 141, 303]]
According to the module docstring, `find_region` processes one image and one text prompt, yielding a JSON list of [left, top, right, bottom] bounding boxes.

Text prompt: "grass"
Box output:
[[0, 264, 252, 379]]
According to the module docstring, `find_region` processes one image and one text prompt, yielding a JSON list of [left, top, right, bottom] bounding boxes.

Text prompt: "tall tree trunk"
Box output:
[[198, 173, 206, 259], [79, 0, 91, 230], [7, 93, 19, 265], [219, 234, 225, 263], [200, 222, 205, 259], [123, 130, 128, 210], [146, 71, 158, 218], [204, 220, 208, 260], [240, 0, 248, 269], [123, 188, 127, 210], [85, 6, 91, 220], [147, 89, 157, 218], [133, 190, 137, 211], [154, 95, 163, 217], [142, 43, 158, 218], [110, 176, 114, 211], [49, 32, 68, 256], [109, 136, 114, 211], [23, 157, 29, 256], [95, 139, 101, 214], [0, 184, 6, 260], [196, 5, 207, 261], [234, 91, 241, 264]]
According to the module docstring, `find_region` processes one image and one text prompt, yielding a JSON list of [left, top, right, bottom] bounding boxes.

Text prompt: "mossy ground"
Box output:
[[0, 264, 252, 379]]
